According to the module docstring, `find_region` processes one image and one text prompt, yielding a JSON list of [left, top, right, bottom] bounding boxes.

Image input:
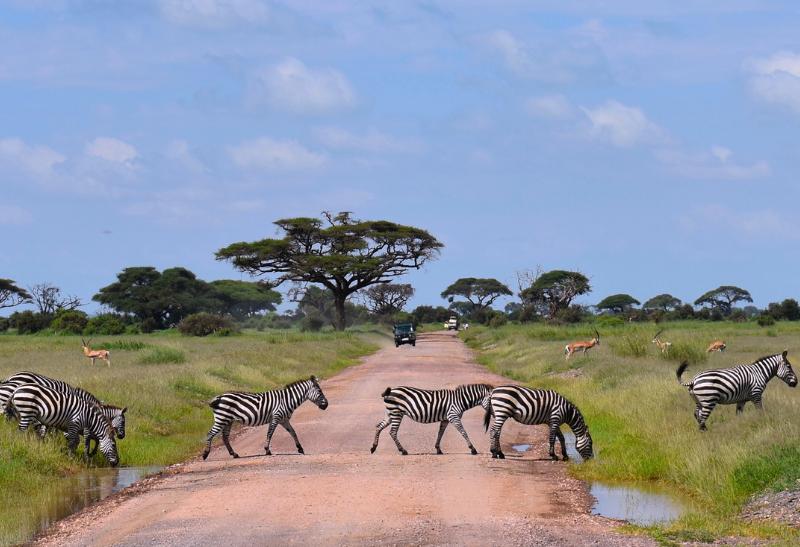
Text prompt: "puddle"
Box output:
[[21, 465, 161, 543], [511, 444, 531, 452], [590, 482, 686, 526]]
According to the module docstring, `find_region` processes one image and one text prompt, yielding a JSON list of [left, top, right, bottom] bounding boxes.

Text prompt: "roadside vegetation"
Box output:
[[0, 328, 384, 544], [463, 320, 800, 543]]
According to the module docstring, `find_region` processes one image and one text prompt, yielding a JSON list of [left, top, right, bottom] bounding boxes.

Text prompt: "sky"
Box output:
[[2, 0, 800, 314]]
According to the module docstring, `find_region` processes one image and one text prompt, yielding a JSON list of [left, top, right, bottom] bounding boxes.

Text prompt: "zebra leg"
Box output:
[[697, 403, 715, 431], [388, 414, 408, 455], [547, 421, 560, 460], [264, 417, 279, 456], [370, 416, 390, 454], [736, 401, 746, 415], [490, 415, 508, 459], [449, 415, 478, 455], [752, 394, 764, 411], [434, 421, 449, 455], [555, 428, 568, 461], [281, 420, 304, 454], [88, 436, 98, 457], [202, 417, 228, 460], [66, 424, 81, 457], [221, 423, 239, 459]]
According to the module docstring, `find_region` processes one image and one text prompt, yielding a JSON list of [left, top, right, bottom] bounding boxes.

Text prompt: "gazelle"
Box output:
[[652, 329, 672, 354], [564, 329, 600, 360], [81, 338, 111, 366], [706, 340, 726, 353]]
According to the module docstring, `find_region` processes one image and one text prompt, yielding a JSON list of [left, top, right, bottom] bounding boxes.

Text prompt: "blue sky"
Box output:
[[2, 0, 800, 313]]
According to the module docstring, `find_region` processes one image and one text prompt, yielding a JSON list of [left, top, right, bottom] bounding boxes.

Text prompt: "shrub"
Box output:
[[609, 333, 649, 358], [50, 310, 89, 335], [488, 314, 507, 328], [84, 314, 126, 335], [595, 315, 624, 328], [0, 317, 8, 332], [177, 313, 233, 337], [9, 311, 53, 334], [658, 341, 708, 365], [301, 316, 325, 332], [757, 314, 776, 327], [553, 305, 586, 324], [138, 347, 186, 364], [95, 339, 148, 351], [139, 318, 158, 333]]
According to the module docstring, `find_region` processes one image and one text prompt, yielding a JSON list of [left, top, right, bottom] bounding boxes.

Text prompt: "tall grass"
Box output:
[[0, 330, 383, 544], [463, 321, 800, 542]]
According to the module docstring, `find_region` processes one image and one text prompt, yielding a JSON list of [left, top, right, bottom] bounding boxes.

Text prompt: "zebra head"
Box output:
[[110, 406, 127, 439], [97, 422, 119, 467], [307, 376, 328, 410], [575, 430, 594, 460], [778, 350, 798, 387]]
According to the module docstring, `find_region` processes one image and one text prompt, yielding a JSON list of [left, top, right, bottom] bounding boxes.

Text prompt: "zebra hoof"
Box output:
[[497, 452, 505, 459], [470, 448, 477, 455], [370, 445, 377, 454], [401, 450, 408, 456], [550, 454, 559, 461], [232, 453, 240, 459], [202, 451, 210, 460], [297, 446, 304, 455], [436, 449, 443, 455], [562, 456, 569, 461], [265, 449, 272, 456]]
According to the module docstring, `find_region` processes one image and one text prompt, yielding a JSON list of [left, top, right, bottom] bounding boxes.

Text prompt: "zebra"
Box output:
[[0, 371, 126, 453], [202, 375, 328, 460], [676, 350, 797, 430], [483, 386, 594, 461], [370, 384, 493, 456], [8, 384, 119, 466]]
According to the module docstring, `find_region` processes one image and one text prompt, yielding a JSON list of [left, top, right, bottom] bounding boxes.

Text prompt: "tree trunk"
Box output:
[[333, 293, 347, 331]]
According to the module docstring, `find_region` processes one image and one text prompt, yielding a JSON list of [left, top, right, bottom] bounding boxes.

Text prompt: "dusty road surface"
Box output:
[[38, 331, 653, 546]]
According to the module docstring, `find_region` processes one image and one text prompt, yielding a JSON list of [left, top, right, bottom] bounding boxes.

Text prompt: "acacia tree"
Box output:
[[216, 212, 442, 330], [28, 283, 81, 315], [440, 278, 512, 314], [362, 283, 414, 316], [209, 280, 282, 319], [643, 293, 682, 312], [519, 270, 591, 319], [596, 294, 640, 314], [0, 279, 31, 309], [694, 285, 752, 315]]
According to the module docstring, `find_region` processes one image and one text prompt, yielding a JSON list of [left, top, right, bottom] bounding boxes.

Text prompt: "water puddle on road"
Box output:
[[511, 444, 531, 452], [20, 465, 162, 543]]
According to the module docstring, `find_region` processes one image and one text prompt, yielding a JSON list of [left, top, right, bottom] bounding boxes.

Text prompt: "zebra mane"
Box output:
[[283, 377, 315, 390], [751, 352, 783, 364], [454, 383, 493, 391]]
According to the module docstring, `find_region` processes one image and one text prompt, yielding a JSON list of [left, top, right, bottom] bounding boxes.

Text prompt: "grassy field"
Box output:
[[462, 320, 800, 543], [0, 328, 384, 544]]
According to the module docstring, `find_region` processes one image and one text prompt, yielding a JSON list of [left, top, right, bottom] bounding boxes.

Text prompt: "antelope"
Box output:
[[652, 329, 672, 354], [706, 340, 726, 353], [81, 338, 111, 366], [564, 329, 600, 360]]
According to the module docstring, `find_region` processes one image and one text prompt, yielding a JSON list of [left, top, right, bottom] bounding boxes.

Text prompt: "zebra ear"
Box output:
[[122, 407, 128, 414], [783, 349, 789, 359], [310, 375, 318, 382]]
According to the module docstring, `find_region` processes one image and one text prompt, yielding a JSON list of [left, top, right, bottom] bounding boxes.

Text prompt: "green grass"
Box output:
[[0, 328, 384, 544], [462, 320, 800, 542]]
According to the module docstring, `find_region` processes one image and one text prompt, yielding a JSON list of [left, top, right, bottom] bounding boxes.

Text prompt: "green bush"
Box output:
[[177, 313, 234, 337], [658, 340, 708, 365], [9, 311, 52, 334], [0, 317, 8, 332], [95, 339, 148, 351], [595, 315, 625, 328], [301, 316, 325, 332], [488, 314, 507, 328], [139, 318, 158, 333], [84, 313, 126, 335], [50, 310, 89, 334], [609, 333, 648, 357], [757, 314, 776, 327], [138, 346, 186, 364]]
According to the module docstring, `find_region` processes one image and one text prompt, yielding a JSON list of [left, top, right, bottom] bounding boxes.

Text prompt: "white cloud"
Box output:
[[656, 146, 769, 180], [229, 137, 325, 170], [165, 139, 205, 172], [747, 51, 800, 113], [680, 205, 799, 240], [524, 95, 574, 119], [159, 0, 270, 28], [0, 204, 32, 225], [580, 100, 661, 147], [483, 30, 533, 77], [85, 137, 138, 166], [0, 138, 65, 177], [314, 127, 420, 154], [247, 58, 356, 114]]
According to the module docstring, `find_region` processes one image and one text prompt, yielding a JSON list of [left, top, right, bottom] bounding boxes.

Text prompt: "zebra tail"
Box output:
[[381, 387, 392, 398], [676, 361, 689, 384], [483, 400, 494, 432]]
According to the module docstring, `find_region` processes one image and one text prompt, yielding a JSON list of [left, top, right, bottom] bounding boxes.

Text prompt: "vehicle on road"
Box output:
[[445, 316, 459, 331], [394, 323, 416, 347]]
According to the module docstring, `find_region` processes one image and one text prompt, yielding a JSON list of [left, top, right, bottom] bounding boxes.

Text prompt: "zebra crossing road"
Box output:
[[37, 331, 653, 546]]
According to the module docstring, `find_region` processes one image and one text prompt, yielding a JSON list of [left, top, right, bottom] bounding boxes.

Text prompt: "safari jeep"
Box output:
[[393, 323, 416, 347]]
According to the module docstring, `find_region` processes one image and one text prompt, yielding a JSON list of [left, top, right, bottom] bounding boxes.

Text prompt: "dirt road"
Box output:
[[38, 331, 652, 546]]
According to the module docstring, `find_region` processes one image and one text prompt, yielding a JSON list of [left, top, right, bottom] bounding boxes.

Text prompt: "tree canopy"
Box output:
[[216, 212, 442, 330], [596, 293, 640, 313], [0, 279, 31, 310], [694, 285, 753, 315], [209, 280, 281, 319], [519, 270, 591, 319], [362, 283, 414, 315], [28, 283, 81, 315], [440, 278, 512, 312], [643, 293, 682, 311]]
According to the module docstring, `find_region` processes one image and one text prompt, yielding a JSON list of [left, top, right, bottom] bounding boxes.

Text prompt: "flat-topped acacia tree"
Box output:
[[215, 212, 443, 330]]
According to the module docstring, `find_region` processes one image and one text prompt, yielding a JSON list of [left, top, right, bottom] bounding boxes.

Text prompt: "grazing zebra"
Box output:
[[8, 384, 119, 466], [370, 384, 493, 456], [483, 386, 594, 461], [676, 351, 797, 430], [0, 371, 126, 452], [202, 376, 328, 460]]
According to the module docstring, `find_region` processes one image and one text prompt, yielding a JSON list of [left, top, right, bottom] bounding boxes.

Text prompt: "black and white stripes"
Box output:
[[483, 386, 594, 461], [370, 384, 493, 455], [9, 384, 119, 466], [202, 376, 328, 459], [677, 351, 797, 430]]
